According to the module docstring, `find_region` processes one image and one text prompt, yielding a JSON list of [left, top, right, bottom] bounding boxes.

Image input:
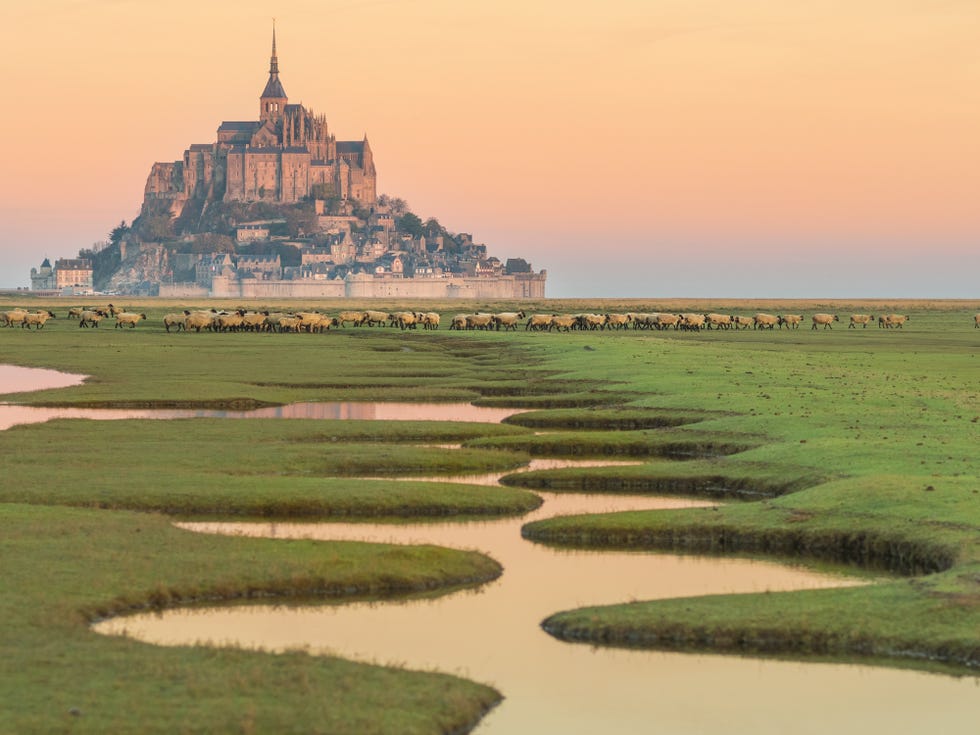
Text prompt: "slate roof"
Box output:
[[262, 75, 287, 99]]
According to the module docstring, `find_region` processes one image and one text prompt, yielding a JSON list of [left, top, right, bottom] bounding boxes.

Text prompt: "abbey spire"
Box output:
[[260, 21, 288, 122]]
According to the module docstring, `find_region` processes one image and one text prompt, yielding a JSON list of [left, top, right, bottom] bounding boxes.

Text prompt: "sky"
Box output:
[[1, 0, 978, 298]]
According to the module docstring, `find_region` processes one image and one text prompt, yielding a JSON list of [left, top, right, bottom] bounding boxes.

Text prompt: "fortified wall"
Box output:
[[159, 272, 546, 300]]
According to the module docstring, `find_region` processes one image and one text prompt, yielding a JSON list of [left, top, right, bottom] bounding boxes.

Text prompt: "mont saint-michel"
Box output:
[[31, 29, 545, 299]]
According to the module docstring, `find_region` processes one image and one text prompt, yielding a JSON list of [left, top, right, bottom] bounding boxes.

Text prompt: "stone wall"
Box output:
[[159, 273, 546, 300]]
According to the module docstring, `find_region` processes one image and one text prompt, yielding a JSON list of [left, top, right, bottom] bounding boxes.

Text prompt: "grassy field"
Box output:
[[0, 296, 978, 731]]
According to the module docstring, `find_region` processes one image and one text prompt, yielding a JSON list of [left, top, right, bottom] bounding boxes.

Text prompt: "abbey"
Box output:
[[144, 28, 377, 215]]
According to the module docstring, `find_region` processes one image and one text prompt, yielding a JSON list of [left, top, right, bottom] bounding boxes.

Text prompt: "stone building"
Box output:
[[30, 258, 93, 293], [30, 258, 56, 291], [144, 26, 377, 217]]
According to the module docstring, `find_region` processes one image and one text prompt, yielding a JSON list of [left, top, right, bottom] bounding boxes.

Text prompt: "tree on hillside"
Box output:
[[397, 212, 425, 239], [378, 195, 409, 217], [109, 221, 129, 245]]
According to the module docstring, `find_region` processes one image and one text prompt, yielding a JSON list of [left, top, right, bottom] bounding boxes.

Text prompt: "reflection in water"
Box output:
[[0, 365, 84, 395], [97, 494, 978, 734], [0, 400, 524, 431], [7, 366, 971, 731]]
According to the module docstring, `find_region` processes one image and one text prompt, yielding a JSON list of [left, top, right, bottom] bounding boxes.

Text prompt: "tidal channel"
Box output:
[[3, 367, 976, 733]]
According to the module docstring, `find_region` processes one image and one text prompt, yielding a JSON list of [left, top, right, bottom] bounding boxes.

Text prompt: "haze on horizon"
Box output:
[[1, 0, 977, 298]]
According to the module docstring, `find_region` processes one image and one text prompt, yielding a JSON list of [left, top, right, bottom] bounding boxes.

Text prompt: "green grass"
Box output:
[[1, 503, 502, 734], [1, 298, 978, 732]]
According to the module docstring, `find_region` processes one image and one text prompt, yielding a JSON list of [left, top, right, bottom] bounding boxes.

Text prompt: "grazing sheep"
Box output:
[[525, 314, 554, 331], [115, 312, 147, 328], [754, 313, 778, 330], [22, 311, 56, 329], [849, 314, 874, 329], [78, 310, 107, 328], [67, 307, 85, 319], [777, 314, 803, 330], [492, 311, 526, 331], [811, 313, 839, 329]]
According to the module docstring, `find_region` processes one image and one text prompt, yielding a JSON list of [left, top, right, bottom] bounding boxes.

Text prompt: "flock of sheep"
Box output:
[[3, 305, 979, 334]]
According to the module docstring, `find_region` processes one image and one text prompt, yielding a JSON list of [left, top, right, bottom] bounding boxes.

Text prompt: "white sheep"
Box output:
[[114, 312, 147, 328], [811, 313, 839, 329], [754, 313, 778, 330], [848, 314, 874, 329], [78, 310, 107, 328], [778, 314, 803, 330], [22, 311, 56, 329], [493, 311, 526, 331]]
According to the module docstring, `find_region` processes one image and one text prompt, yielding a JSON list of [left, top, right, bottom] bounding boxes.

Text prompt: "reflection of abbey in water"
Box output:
[[145, 27, 376, 211]]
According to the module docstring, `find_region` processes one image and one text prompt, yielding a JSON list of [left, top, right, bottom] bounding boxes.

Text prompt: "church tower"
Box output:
[[259, 23, 288, 123]]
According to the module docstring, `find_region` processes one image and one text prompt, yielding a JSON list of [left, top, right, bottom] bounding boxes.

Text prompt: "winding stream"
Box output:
[[4, 367, 977, 733]]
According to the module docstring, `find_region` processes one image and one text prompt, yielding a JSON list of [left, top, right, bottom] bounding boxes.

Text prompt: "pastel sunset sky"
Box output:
[[1, 0, 977, 297]]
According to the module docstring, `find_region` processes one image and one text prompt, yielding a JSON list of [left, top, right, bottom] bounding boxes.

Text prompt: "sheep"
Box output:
[[115, 312, 147, 328], [183, 311, 216, 332], [705, 313, 733, 330], [22, 311, 56, 330], [295, 312, 334, 333], [657, 313, 683, 330], [732, 315, 755, 330], [576, 313, 607, 331], [276, 315, 303, 333], [78, 310, 107, 328], [214, 310, 247, 332], [525, 314, 554, 331], [362, 310, 390, 327], [849, 314, 874, 329], [778, 314, 803, 330], [392, 311, 419, 330], [241, 311, 269, 332], [450, 314, 469, 330], [1, 309, 28, 327], [679, 313, 706, 331], [550, 314, 578, 332], [882, 314, 909, 329], [754, 313, 778, 330], [67, 307, 85, 319], [420, 312, 441, 330], [811, 313, 839, 329], [465, 313, 494, 330], [336, 310, 366, 328], [493, 311, 526, 331], [605, 313, 631, 330], [163, 313, 186, 332], [975, 314, 980, 328]]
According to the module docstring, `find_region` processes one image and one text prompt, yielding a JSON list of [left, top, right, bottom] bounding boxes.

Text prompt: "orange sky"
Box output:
[[1, 0, 978, 296]]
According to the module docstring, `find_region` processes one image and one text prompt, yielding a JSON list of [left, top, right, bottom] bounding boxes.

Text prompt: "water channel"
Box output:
[[3, 366, 977, 733]]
